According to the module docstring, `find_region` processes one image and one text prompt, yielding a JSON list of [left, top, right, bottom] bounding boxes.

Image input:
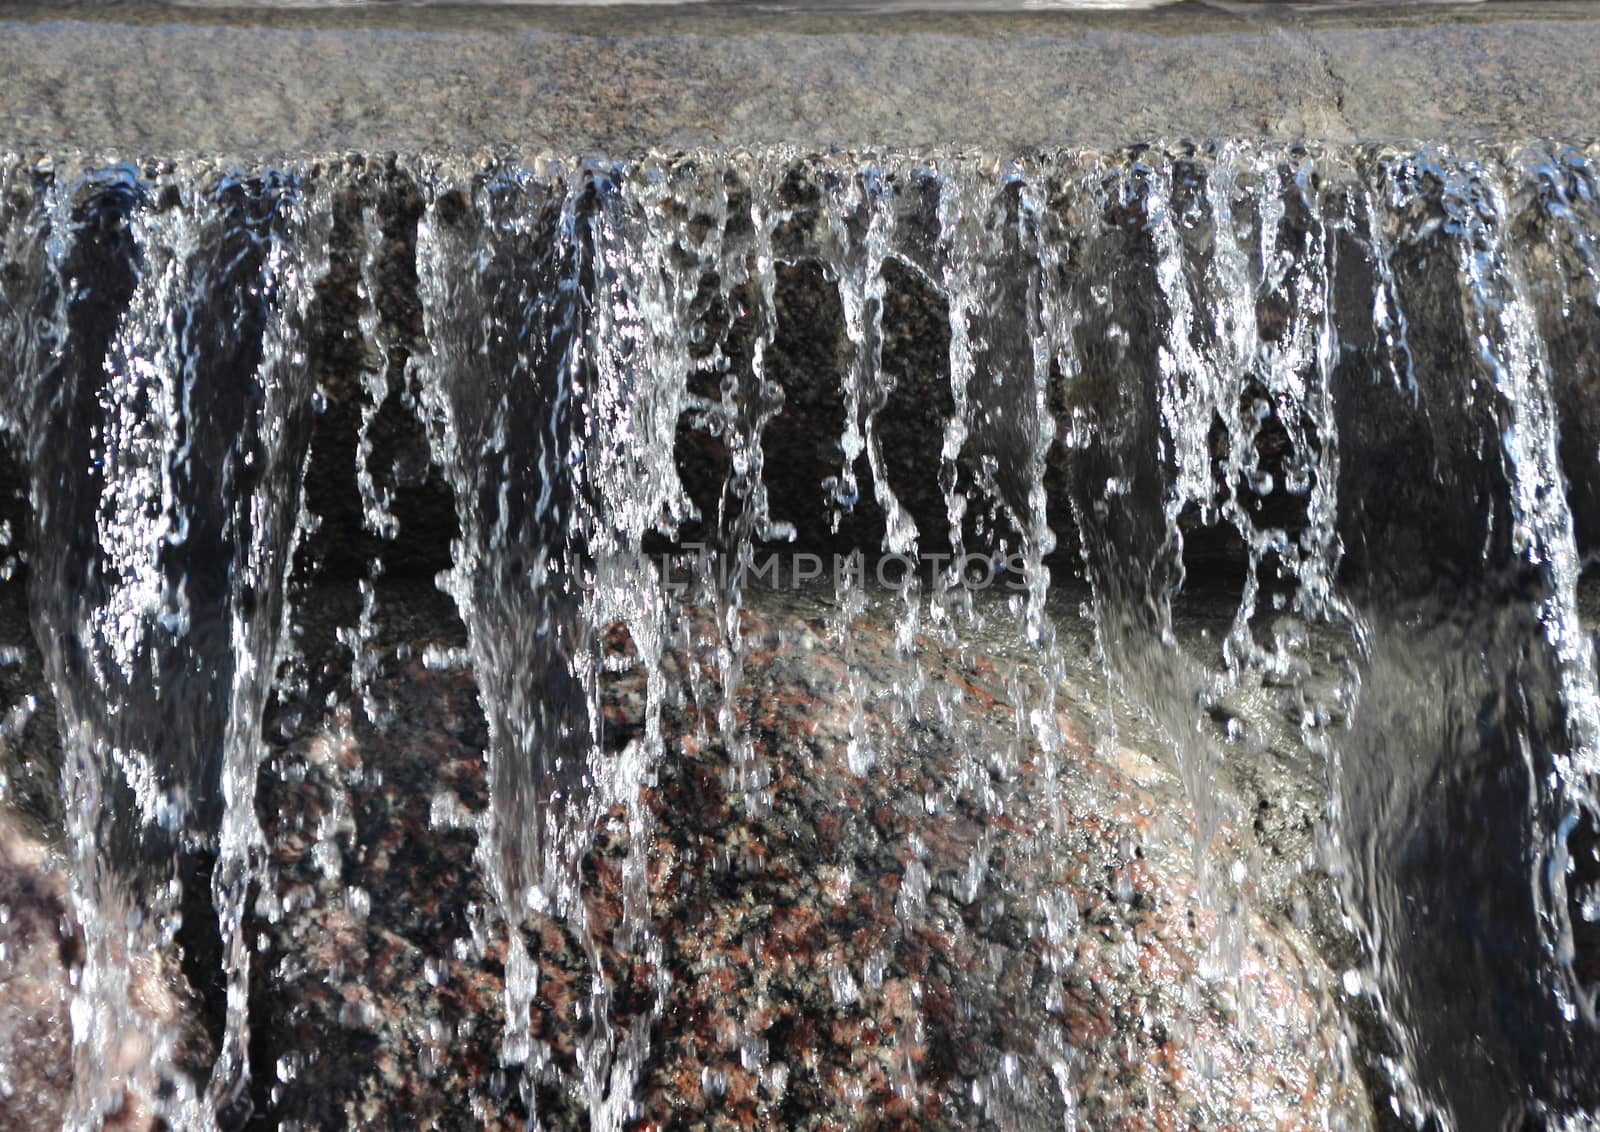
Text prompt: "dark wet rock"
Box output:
[[250, 589, 1369, 1131]]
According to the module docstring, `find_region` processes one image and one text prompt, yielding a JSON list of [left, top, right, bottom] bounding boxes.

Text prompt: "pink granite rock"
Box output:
[[0, 809, 207, 1131], [250, 594, 1369, 1131]]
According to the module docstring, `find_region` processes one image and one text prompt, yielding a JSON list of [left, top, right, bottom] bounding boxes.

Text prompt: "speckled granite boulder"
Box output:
[[249, 590, 1368, 1131]]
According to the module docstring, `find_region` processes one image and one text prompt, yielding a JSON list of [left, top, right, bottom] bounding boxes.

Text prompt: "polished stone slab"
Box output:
[[0, 1, 1593, 157]]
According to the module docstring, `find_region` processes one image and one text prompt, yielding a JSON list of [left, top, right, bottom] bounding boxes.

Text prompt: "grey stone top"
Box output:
[[0, 1, 1592, 158]]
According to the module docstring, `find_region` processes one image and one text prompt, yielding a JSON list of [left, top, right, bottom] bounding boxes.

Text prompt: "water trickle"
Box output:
[[412, 155, 598, 1110], [819, 154, 912, 552]]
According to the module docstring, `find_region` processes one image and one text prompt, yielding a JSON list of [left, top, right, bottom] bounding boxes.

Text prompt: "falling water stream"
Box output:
[[0, 142, 1598, 1130]]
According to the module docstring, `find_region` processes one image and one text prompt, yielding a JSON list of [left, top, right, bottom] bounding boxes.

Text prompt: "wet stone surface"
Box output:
[[248, 588, 1366, 1131], [0, 808, 204, 1132], [0, 809, 73, 1130]]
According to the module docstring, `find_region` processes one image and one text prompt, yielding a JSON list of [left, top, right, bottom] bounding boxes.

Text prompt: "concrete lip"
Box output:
[[0, 1, 1594, 157]]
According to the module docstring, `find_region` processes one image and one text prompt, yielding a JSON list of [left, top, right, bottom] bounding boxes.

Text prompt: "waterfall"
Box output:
[[2, 158, 328, 1128], [1, 142, 1598, 1130]]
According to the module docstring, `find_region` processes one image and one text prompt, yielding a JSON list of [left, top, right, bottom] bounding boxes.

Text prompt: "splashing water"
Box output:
[[0, 142, 1598, 1130]]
